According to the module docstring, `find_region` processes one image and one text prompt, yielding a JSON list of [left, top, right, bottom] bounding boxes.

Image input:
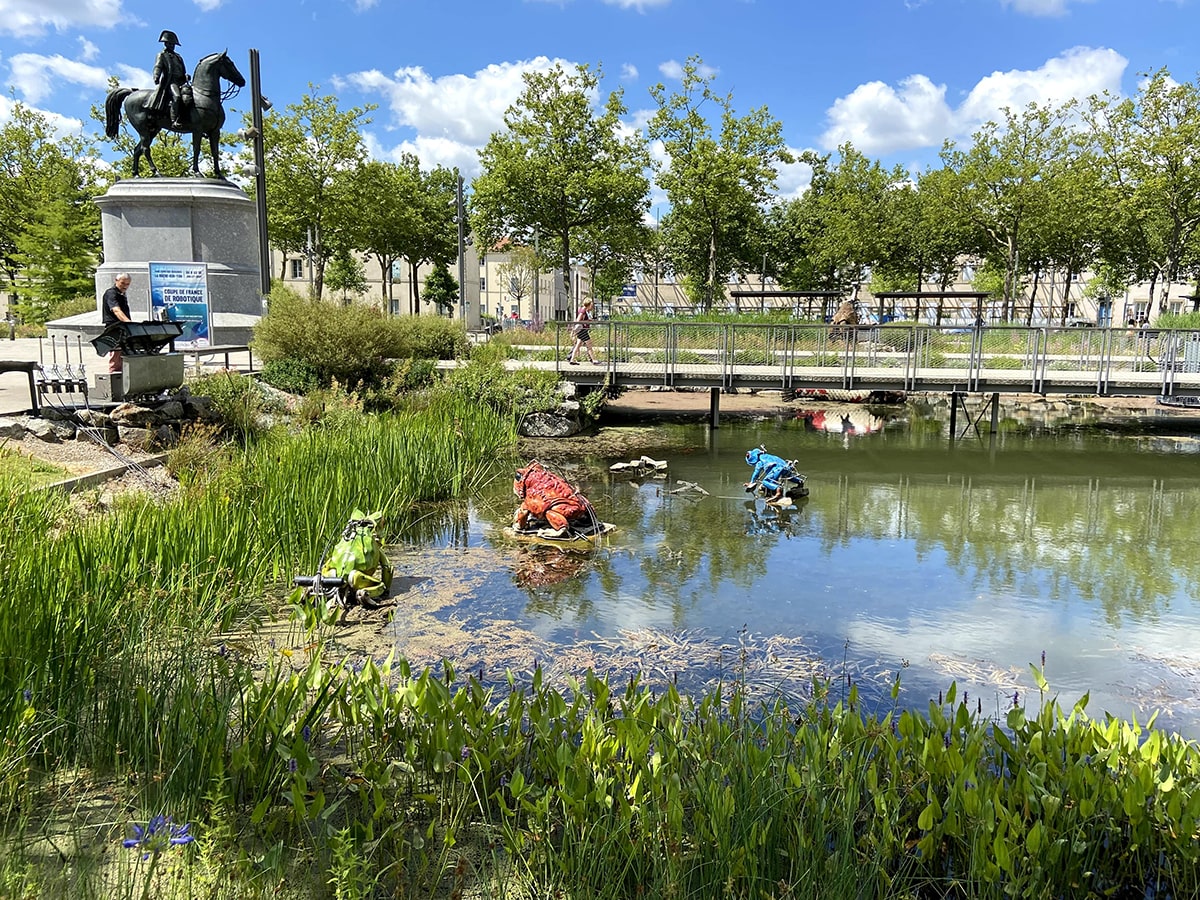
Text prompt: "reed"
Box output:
[[5, 397, 1200, 898], [0, 395, 514, 814]]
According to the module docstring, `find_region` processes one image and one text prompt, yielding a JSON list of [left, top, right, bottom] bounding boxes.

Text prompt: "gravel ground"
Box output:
[[9, 431, 161, 477]]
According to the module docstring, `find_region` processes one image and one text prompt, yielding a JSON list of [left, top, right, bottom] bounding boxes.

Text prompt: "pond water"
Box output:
[[398, 406, 1200, 739]]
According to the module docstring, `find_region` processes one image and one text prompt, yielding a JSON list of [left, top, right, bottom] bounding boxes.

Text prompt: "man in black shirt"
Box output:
[[102, 272, 132, 373]]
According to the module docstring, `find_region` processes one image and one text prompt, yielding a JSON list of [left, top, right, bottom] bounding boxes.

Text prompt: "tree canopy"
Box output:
[[471, 62, 650, 309]]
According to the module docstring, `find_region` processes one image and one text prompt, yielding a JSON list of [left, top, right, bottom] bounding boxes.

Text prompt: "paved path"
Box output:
[[0, 336, 256, 417]]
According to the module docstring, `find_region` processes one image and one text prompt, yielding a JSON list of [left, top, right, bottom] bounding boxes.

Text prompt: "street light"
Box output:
[[248, 49, 270, 298]]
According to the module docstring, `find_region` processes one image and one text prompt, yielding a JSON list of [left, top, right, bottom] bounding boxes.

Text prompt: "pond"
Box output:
[[392, 404, 1200, 739]]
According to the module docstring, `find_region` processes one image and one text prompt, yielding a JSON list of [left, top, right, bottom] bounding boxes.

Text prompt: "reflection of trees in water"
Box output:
[[817, 474, 1200, 623], [419, 447, 1200, 628], [464, 467, 794, 623]]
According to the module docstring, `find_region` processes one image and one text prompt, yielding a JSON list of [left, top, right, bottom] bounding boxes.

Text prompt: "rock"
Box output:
[[25, 418, 61, 442], [75, 408, 113, 428], [149, 424, 179, 450], [154, 400, 185, 422], [79, 424, 120, 446], [519, 410, 582, 438], [0, 419, 24, 440], [111, 403, 163, 428], [117, 424, 153, 450], [182, 395, 213, 418]]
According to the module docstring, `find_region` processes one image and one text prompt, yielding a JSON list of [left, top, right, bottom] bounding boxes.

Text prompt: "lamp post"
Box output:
[[456, 171, 466, 321], [248, 49, 272, 299]]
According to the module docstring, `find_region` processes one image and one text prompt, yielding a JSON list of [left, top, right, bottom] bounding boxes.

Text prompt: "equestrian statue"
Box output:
[[104, 30, 245, 179]]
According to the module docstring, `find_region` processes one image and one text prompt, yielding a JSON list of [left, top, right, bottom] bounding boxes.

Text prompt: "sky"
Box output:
[[0, 0, 1197, 206]]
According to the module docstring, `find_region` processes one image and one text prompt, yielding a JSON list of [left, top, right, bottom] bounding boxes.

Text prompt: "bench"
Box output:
[[0, 360, 40, 415], [185, 344, 254, 372]]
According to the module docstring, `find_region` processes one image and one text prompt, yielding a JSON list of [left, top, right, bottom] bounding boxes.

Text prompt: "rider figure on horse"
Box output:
[[150, 30, 190, 130]]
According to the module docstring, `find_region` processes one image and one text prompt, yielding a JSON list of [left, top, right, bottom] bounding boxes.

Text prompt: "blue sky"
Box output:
[[0, 0, 1196, 202]]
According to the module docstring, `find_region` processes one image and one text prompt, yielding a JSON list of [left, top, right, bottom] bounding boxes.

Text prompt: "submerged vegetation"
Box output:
[[2, 385, 1200, 898]]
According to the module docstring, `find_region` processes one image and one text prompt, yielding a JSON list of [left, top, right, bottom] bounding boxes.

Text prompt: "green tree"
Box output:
[[13, 176, 98, 322], [324, 248, 368, 304], [404, 165, 457, 314], [471, 62, 650, 307], [349, 158, 422, 311], [423, 265, 458, 315], [0, 103, 101, 322], [495, 245, 540, 313], [648, 56, 791, 310], [1083, 70, 1200, 316], [778, 144, 908, 294], [249, 87, 373, 299], [940, 101, 1075, 319]]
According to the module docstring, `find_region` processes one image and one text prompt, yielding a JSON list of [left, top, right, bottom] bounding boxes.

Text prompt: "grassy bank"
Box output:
[[2, 391, 1199, 898]]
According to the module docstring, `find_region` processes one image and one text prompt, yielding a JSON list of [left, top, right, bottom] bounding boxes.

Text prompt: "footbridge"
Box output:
[[491, 320, 1200, 400]]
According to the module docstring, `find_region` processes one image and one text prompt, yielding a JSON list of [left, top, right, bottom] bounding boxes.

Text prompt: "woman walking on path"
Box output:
[[567, 299, 599, 365]]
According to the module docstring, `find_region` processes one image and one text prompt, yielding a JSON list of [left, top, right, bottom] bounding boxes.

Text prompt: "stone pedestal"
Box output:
[[49, 178, 264, 346]]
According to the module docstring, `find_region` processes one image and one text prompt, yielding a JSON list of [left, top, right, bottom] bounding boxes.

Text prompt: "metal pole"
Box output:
[[249, 49, 271, 298], [456, 172, 466, 321], [533, 226, 540, 323]]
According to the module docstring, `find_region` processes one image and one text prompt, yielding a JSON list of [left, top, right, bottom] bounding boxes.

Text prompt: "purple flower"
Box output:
[[122, 815, 195, 859], [288, 758, 298, 773], [1041, 650, 1046, 669], [301, 725, 311, 742], [460, 745, 470, 760], [22, 689, 31, 703], [1012, 691, 1019, 708]]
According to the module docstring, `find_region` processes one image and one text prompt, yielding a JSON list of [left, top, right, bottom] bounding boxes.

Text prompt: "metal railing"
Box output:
[[498, 322, 1200, 397]]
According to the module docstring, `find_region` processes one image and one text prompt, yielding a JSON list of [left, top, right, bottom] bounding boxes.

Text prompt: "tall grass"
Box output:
[[0, 394, 515, 812], [5, 395, 1200, 897]]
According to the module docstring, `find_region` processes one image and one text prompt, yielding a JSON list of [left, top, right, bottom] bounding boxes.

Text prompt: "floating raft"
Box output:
[[503, 521, 617, 549]]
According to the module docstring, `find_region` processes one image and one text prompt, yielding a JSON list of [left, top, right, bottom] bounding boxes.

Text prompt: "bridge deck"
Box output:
[[455, 322, 1200, 399]]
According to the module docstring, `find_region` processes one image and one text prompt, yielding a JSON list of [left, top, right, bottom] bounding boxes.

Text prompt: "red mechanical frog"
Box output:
[[513, 461, 595, 534]]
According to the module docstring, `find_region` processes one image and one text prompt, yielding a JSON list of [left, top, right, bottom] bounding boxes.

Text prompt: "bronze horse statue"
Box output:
[[104, 50, 245, 179]]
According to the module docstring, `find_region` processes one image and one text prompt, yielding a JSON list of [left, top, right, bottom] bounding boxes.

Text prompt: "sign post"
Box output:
[[148, 261, 211, 348]]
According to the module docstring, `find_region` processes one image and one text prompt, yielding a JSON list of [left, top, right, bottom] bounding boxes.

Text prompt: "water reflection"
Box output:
[[400, 410, 1200, 736], [795, 406, 892, 436]]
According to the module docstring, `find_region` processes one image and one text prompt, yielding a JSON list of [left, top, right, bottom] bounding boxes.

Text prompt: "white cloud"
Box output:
[[363, 131, 481, 178], [0, 92, 85, 136], [7, 51, 150, 103], [621, 62, 638, 81], [658, 58, 718, 81], [774, 148, 815, 199], [602, 0, 671, 9], [337, 57, 565, 153], [820, 46, 1126, 157], [78, 37, 99, 61], [352, 0, 379, 10], [1001, 0, 1094, 16], [957, 46, 1125, 127], [821, 74, 953, 156], [193, 0, 224, 10], [0, 0, 124, 38]]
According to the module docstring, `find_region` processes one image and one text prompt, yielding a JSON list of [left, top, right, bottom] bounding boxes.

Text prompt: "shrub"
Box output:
[[188, 371, 268, 442], [391, 315, 468, 360], [253, 286, 468, 388], [260, 357, 320, 395], [438, 359, 563, 418]]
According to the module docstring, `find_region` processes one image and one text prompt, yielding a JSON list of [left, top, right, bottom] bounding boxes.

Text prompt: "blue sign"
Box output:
[[621, 284, 638, 297], [149, 262, 211, 348]]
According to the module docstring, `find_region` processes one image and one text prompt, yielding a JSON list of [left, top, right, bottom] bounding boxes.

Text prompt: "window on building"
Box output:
[[479, 277, 486, 292], [290, 259, 303, 279]]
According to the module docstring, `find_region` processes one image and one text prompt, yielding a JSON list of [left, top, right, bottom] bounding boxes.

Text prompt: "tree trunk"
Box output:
[[410, 261, 422, 313]]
